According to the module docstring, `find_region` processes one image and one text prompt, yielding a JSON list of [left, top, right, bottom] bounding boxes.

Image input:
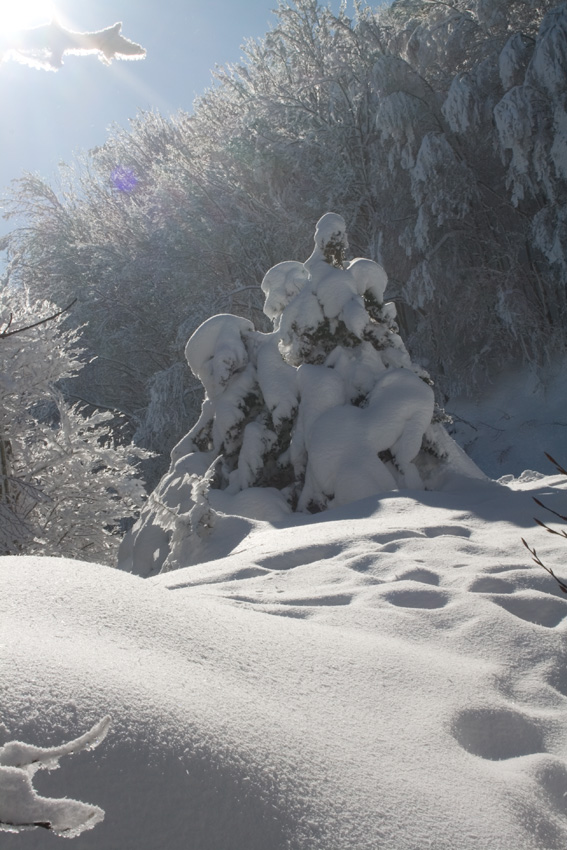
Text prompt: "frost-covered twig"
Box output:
[[0, 299, 77, 339], [521, 538, 567, 594], [0, 716, 110, 837], [522, 453, 567, 594]]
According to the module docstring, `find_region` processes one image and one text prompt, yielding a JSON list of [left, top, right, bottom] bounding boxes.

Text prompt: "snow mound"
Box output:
[[2, 474, 567, 849]]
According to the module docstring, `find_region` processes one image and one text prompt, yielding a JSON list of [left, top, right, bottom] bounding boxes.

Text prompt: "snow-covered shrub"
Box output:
[[120, 214, 483, 576], [0, 293, 147, 562], [0, 716, 110, 837]]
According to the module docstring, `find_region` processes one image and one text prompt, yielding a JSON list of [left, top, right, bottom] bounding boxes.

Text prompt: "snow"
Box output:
[[499, 34, 534, 91], [526, 5, 567, 99], [184, 314, 255, 398], [261, 261, 310, 325], [255, 335, 298, 427], [0, 718, 110, 837], [120, 212, 487, 574], [446, 360, 567, 480], [2, 470, 567, 849], [299, 367, 435, 509], [307, 211, 348, 263]]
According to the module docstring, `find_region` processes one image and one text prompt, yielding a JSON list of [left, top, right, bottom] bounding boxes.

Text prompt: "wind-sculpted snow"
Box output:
[[2, 474, 567, 849]]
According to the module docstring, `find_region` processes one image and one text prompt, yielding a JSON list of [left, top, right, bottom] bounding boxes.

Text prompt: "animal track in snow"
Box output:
[[489, 593, 567, 628], [277, 593, 353, 607], [383, 587, 449, 609], [547, 669, 567, 699], [530, 756, 567, 815], [451, 707, 545, 760], [468, 576, 515, 593], [255, 543, 343, 571], [423, 525, 471, 539], [369, 531, 423, 546], [345, 553, 380, 573], [396, 568, 440, 586]]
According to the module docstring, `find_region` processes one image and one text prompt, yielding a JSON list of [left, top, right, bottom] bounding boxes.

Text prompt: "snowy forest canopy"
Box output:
[[2, 0, 567, 478]]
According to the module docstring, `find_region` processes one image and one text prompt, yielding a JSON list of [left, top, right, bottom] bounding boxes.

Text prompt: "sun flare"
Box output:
[[0, 0, 57, 33]]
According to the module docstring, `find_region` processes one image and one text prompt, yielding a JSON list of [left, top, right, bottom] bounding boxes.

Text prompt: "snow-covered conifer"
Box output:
[[120, 213, 482, 576]]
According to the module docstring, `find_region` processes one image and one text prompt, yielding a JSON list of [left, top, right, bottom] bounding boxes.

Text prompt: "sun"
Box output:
[[0, 0, 57, 33]]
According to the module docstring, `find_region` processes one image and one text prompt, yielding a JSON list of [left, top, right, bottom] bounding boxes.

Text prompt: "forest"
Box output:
[[1, 0, 566, 556]]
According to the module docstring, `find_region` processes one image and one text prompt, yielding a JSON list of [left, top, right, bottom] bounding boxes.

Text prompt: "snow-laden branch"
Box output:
[[0, 716, 110, 837]]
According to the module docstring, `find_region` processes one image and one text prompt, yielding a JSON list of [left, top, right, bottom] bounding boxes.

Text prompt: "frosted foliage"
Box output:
[[532, 207, 567, 266], [551, 105, 567, 180], [475, 0, 508, 31], [120, 214, 484, 577], [411, 133, 476, 234], [211, 366, 257, 454], [0, 293, 147, 562], [527, 6, 567, 98], [499, 34, 534, 90], [290, 364, 347, 473], [135, 362, 189, 453], [494, 86, 545, 204], [443, 74, 481, 134], [279, 214, 391, 363], [404, 261, 436, 310], [376, 92, 423, 170]]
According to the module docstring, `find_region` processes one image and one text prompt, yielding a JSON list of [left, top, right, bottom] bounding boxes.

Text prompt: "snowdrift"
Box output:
[[2, 474, 567, 849]]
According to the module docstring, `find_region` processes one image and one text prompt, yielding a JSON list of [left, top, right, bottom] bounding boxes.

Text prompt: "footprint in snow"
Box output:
[[451, 706, 545, 761], [489, 592, 567, 628], [423, 525, 471, 539], [396, 568, 440, 586], [256, 544, 342, 571], [468, 575, 515, 594], [383, 587, 449, 609]]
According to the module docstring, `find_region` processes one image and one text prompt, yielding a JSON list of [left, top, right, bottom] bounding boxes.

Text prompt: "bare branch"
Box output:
[[0, 299, 77, 339], [522, 538, 567, 593]]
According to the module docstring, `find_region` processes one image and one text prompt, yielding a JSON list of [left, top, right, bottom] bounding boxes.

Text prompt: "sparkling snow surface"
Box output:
[[2, 474, 567, 849]]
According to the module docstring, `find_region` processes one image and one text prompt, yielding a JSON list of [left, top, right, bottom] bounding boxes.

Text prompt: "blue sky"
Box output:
[[0, 0, 352, 210]]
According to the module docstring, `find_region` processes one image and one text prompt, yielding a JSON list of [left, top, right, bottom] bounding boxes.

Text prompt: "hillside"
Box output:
[[2, 470, 567, 849]]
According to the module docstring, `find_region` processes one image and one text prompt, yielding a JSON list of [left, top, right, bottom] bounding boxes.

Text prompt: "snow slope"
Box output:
[[447, 359, 567, 479], [1, 473, 567, 849]]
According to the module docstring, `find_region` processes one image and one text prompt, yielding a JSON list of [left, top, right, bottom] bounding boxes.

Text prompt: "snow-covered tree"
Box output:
[[120, 213, 482, 576], [4, 0, 565, 454], [0, 291, 147, 562]]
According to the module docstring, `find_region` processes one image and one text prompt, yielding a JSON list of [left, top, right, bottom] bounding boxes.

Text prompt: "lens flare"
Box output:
[[0, 0, 57, 33]]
